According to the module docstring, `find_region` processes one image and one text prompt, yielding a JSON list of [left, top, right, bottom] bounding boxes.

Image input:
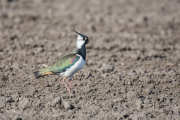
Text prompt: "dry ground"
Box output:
[[0, 0, 180, 119]]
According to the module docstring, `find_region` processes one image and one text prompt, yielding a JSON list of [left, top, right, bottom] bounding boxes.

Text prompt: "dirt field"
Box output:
[[0, 0, 180, 119]]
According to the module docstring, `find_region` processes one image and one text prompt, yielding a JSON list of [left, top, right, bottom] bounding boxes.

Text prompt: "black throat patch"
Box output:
[[77, 45, 86, 61]]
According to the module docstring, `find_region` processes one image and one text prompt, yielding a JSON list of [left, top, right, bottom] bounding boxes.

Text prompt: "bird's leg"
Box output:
[[69, 79, 71, 91], [62, 77, 71, 93]]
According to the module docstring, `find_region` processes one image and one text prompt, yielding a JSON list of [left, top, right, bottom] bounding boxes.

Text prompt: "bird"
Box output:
[[33, 27, 89, 93]]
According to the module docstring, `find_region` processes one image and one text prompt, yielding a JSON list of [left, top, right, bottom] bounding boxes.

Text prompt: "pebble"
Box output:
[[173, 106, 180, 115], [28, 87, 36, 95], [136, 99, 142, 109], [12, 63, 20, 69], [0, 100, 5, 109], [100, 64, 114, 73], [144, 88, 151, 95], [19, 98, 29, 108], [45, 95, 54, 102], [147, 50, 157, 57], [84, 71, 91, 79], [52, 97, 61, 107], [62, 100, 71, 110], [127, 91, 137, 100]]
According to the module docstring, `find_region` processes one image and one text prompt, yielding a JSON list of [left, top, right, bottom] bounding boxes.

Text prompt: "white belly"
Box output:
[[60, 54, 85, 78]]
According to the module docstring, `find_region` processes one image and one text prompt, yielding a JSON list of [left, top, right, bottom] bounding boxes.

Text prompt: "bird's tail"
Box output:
[[33, 67, 53, 78]]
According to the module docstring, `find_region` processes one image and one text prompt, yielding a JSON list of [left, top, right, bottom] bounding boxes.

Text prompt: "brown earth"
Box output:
[[0, 0, 180, 119]]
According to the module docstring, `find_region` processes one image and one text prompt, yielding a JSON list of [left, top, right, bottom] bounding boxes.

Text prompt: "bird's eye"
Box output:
[[83, 37, 86, 40]]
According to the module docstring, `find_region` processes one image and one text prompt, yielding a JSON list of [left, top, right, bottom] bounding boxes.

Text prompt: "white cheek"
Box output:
[[76, 40, 85, 48]]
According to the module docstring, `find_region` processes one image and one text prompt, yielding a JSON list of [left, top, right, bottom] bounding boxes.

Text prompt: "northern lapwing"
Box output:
[[33, 28, 89, 93]]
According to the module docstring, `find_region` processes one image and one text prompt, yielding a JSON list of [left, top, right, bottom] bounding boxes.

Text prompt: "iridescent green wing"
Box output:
[[48, 53, 80, 73]]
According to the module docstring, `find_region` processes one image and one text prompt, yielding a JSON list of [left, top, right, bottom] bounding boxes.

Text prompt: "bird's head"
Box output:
[[73, 28, 89, 49]]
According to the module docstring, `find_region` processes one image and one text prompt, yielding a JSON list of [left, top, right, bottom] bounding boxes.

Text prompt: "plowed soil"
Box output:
[[0, 0, 180, 119]]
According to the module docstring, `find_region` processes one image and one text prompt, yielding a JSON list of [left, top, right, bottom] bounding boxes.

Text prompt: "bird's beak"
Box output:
[[88, 41, 92, 45]]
